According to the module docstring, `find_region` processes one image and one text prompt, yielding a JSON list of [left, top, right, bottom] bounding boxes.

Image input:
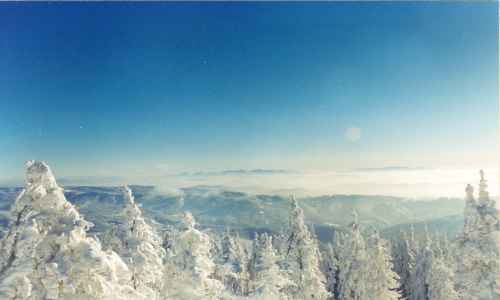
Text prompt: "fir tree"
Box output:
[[0, 161, 143, 300], [455, 171, 500, 300], [115, 186, 166, 299], [283, 196, 330, 300], [392, 230, 416, 299], [426, 249, 458, 300], [409, 230, 433, 300], [322, 242, 340, 300], [337, 211, 369, 300], [248, 233, 293, 300], [217, 229, 250, 296], [365, 231, 400, 300], [163, 212, 223, 300]]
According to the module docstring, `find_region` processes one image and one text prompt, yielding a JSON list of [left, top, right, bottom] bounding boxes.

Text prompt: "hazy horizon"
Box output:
[[1, 162, 497, 199]]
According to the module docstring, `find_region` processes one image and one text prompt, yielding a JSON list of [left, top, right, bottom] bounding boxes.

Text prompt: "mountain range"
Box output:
[[0, 185, 467, 241]]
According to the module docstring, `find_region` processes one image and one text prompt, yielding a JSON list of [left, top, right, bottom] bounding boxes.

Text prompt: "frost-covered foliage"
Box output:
[[283, 196, 330, 300], [114, 186, 166, 299], [163, 211, 224, 300], [409, 232, 433, 300], [248, 233, 293, 300], [426, 249, 458, 300], [322, 242, 340, 299], [336, 211, 399, 300], [392, 230, 417, 299], [0, 161, 143, 300], [337, 211, 369, 300], [365, 231, 400, 300], [216, 230, 250, 297], [454, 171, 500, 300]]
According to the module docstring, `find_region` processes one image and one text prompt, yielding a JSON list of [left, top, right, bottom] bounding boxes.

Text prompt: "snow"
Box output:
[[0, 162, 497, 300], [454, 171, 500, 300], [0, 161, 144, 300]]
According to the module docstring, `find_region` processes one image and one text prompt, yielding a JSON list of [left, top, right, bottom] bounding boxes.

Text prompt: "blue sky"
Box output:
[[0, 2, 498, 181]]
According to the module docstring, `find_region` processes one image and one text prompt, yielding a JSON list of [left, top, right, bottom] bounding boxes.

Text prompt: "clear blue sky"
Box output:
[[0, 2, 497, 180]]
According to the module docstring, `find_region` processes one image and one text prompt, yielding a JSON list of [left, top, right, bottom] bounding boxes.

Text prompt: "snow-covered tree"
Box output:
[[283, 196, 330, 300], [426, 250, 458, 300], [337, 211, 369, 300], [409, 230, 433, 300], [365, 231, 400, 300], [337, 212, 399, 300], [454, 171, 500, 300], [248, 233, 293, 300], [0, 160, 143, 300], [216, 230, 250, 296], [273, 228, 288, 258], [163, 212, 223, 300], [392, 230, 416, 299], [322, 243, 339, 300], [114, 186, 166, 299]]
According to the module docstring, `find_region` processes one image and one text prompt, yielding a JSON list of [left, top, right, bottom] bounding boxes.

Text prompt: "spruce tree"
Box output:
[[0, 161, 142, 300], [283, 196, 330, 300], [217, 230, 249, 296], [163, 212, 223, 300], [455, 171, 500, 300], [409, 230, 433, 300], [115, 186, 166, 299], [248, 233, 293, 300], [426, 249, 458, 300], [365, 231, 400, 300], [337, 211, 369, 300], [392, 231, 416, 299]]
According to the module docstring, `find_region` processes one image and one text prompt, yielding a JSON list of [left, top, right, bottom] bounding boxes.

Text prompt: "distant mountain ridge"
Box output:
[[177, 169, 293, 176], [353, 166, 426, 172], [0, 185, 465, 241]]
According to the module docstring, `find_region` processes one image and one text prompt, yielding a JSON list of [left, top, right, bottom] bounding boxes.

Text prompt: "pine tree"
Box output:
[[438, 234, 454, 268], [0, 161, 143, 300], [337, 211, 369, 300], [248, 233, 293, 300], [115, 186, 166, 299], [454, 171, 500, 300], [426, 249, 458, 300], [336, 212, 399, 300], [409, 230, 433, 300], [283, 196, 330, 300], [365, 231, 400, 300], [217, 229, 250, 296], [392, 230, 416, 299], [163, 211, 223, 300], [322, 242, 340, 300]]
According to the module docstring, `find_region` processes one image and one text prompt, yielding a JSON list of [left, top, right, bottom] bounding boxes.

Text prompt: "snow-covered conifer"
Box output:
[[337, 211, 369, 300], [455, 171, 500, 300], [0, 161, 142, 300], [392, 230, 416, 299], [322, 242, 339, 300], [426, 250, 458, 300], [337, 212, 399, 300], [365, 231, 400, 300], [163, 211, 223, 300], [248, 233, 293, 300], [409, 230, 433, 300], [283, 196, 330, 300], [114, 186, 166, 299], [217, 229, 250, 296]]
